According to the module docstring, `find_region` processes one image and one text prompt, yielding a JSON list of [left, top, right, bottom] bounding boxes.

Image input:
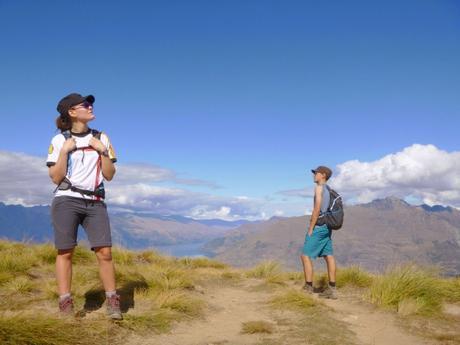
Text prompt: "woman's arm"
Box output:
[[89, 136, 116, 181], [308, 184, 323, 235], [100, 154, 116, 181], [48, 139, 76, 184]]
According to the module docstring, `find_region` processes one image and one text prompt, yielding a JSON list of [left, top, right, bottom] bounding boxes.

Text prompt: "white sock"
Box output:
[[105, 290, 117, 298], [59, 292, 71, 301]]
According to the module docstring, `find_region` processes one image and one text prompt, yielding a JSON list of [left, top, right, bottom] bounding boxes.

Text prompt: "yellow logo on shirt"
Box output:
[[48, 144, 54, 154], [108, 144, 116, 159]]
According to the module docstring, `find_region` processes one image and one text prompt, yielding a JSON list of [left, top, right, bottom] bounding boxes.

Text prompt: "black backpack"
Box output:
[[316, 185, 344, 230]]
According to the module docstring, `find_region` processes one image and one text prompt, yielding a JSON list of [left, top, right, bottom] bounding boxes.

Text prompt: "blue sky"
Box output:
[[0, 0, 459, 219]]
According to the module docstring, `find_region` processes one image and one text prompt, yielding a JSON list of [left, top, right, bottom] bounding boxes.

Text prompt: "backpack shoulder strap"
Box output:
[[91, 129, 102, 140], [61, 130, 71, 140]]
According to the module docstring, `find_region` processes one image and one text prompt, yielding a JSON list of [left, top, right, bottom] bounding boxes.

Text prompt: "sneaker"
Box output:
[[319, 287, 338, 299], [106, 294, 123, 320], [302, 283, 314, 294], [59, 296, 74, 315]]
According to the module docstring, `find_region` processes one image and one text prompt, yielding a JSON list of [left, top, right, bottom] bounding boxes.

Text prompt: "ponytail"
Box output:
[[55, 114, 72, 132]]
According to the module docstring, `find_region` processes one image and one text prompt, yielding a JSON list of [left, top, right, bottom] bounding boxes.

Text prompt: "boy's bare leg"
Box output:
[[300, 254, 314, 282], [324, 255, 336, 283]]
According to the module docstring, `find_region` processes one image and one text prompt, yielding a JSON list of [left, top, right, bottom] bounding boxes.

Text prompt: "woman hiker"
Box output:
[[46, 92, 122, 319], [300, 165, 338, 299]]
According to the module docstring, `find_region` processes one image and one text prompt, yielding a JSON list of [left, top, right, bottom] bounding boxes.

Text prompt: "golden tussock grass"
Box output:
[[241, 320, 274, 334], [368, 264, 444, 316], [270, 289, 317, 311]]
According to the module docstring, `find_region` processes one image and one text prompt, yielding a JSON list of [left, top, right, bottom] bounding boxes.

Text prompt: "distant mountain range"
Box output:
[[2, 198, 460, 275], [203, 197, 460, 276], [0, 202, 251, 248]]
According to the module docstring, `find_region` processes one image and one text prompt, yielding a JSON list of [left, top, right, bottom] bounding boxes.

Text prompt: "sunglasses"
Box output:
[[72, 101, 93, 110]]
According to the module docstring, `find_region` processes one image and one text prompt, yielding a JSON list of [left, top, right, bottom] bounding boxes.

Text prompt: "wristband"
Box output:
[[100, 149, 109, 157]]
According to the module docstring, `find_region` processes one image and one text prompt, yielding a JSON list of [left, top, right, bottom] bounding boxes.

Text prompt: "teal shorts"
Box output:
[[302, 224, 333, 258]]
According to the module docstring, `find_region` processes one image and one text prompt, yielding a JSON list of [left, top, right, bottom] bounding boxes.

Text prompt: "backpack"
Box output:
[[53, 129, 105, 199], [316, 185, 344, 230]]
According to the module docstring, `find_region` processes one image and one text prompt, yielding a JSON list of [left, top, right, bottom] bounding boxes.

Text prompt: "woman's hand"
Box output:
[[62, 138, 77, 153], [89, 137, 106, 154]]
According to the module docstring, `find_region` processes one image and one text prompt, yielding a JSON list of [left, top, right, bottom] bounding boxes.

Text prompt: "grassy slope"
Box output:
[[0, 241, 459, 345]]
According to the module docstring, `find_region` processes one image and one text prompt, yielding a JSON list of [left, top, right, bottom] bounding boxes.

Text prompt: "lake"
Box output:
[[151, 241, 209, 258]]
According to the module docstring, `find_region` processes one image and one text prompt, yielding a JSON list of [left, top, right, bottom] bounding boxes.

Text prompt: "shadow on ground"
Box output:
[[80, 277, 149, 315]]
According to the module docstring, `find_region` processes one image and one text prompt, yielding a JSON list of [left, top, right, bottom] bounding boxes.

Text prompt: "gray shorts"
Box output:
[[51, 196, 112, 250]]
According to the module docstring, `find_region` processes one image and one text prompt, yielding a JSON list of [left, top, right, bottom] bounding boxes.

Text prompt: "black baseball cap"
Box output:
[[57, 93, 95, 116]]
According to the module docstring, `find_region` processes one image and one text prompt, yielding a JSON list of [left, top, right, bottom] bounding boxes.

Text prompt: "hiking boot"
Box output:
[[302, 283, 314, 294], [106, 294, 123, 320], [319, 286, 338, 299], [58, 296, 74, 315]]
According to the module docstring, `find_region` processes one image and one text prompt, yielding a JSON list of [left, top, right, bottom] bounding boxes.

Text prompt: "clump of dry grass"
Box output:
[[2, 277, 35, 295], [368, 264, 444, 316], [0, 243, 34, 277], [439, 277, 460, 303], [72, 245, 95, 265], [270, 289, 317, 311], [178, 256, 227, 269], [241, 320, 274, 334], [221, 270, 243, 281], [33, 243, 57, 265], [0, 313, 125, 345], [121, 310, 175, 334], [112, 247, 135, 265], [336, 266, 374, 288], [246, 261, 286, 285], [155, 290, 204, 318]]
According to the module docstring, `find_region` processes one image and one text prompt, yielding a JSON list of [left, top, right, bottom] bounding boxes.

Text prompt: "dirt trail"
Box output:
[[320, 293, 433, 345], [128, 279, 282, 345], [127, 280, 436, 345]]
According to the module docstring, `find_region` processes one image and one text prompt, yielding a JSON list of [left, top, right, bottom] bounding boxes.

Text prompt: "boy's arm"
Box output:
[[308, 184, 323, 235]]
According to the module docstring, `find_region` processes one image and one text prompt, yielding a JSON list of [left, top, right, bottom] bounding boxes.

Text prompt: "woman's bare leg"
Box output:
[[94, 246, 116, 292], [56, 248, 74, 295]]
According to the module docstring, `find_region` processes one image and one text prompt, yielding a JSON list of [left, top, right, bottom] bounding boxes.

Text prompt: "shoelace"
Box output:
[[109, 295, 120, 307], [59, 298, 73, 310]]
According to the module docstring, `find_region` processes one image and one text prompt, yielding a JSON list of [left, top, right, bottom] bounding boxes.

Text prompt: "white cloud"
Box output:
[[115, 163, 220, 188], [4, 144, 456, 220], [0, 151, 53, 205], [0, 150, 263, 220], [330, 144, 460, 207], [106, 182, 263, 220]]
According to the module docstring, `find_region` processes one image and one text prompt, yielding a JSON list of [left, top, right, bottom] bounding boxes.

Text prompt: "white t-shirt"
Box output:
[[46, 128, 117, 201]]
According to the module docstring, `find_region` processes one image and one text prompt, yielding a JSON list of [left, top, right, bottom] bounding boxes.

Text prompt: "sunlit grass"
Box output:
[[270, 289, 317, 311], [241, 320, 274, 334], [336, 266, 374, 288], [0, 314, 123, 345], [178, 256, 227, 269], [368, 264, 444, 316]]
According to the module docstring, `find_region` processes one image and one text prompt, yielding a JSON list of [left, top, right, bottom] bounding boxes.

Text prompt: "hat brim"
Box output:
[[311, 169, 317, 174], [84, 95, 95, 104]]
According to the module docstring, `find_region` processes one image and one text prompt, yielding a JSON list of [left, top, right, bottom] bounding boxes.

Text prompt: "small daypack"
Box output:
[[316, 185, 344, 230], [53, 129, 105, 199]]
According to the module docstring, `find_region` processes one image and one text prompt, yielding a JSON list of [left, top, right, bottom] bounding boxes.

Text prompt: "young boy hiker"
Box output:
[[300, 165, 337, 299], [46, 93, 122, 319]]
